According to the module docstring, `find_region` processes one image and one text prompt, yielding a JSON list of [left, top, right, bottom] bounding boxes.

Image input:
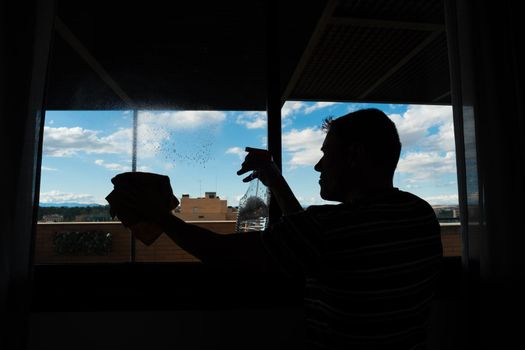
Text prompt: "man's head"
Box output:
[[314, 108, 401, 202]]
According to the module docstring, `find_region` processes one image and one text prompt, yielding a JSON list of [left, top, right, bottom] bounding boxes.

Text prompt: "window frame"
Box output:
[[31, 101, 464, 311], [29, 4, 464, 312]]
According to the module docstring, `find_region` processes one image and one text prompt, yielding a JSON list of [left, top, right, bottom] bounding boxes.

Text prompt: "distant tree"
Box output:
[[38, 205, 112, 221], [237, 196, 268, 221]]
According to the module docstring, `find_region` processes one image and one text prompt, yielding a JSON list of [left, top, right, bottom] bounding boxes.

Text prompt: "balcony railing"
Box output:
[[34, 221, 461, 264]]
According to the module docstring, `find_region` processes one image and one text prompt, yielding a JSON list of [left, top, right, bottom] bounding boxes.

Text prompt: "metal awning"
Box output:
[[45, 0, 450, 111]]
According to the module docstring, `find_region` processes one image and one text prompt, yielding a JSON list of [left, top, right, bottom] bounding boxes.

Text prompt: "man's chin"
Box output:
[[320, 189, 337, 202]]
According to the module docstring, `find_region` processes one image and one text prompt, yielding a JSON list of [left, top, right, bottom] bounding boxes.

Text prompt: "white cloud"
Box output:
[[283, 101, 341, 123], [388, 104, 453, 150], [384, 105, 457, 193], [236, 111, 267, 129], [282, 127, 325, 168], [42, 111, 226, 159], [138, 110, 226, 129], [94, 159, 130, 172], [234, 101, 339, 130], [39, 190, 102, 205], [397, 151, 456, 181], [425, 121, 456, 152], [304, 102, 337, 114], [260, 136, 268, 148], [225, 147, 247, 159], [41, 166, 58, 171], [43, 126, 131, 157], [282, 101, 307, 118], [136, 123, 169, 158], [346, 103, 364, 113], [424, 194, 459, 205]]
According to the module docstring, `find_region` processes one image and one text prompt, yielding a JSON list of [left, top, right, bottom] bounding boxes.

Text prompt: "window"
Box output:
[[35, 102, 461, 264], [35, 109, 268, 264], [281, 101, 461, 257]]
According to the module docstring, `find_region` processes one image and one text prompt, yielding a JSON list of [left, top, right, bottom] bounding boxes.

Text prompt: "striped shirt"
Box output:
[[261, 188, 443, 349]]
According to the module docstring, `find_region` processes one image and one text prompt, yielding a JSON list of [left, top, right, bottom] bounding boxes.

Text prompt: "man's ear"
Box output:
[[347, 143, 365, 168]]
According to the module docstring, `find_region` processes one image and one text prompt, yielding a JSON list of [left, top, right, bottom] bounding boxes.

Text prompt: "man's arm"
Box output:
[[158, 214, 278, 272], [264, 167, 303, 215]]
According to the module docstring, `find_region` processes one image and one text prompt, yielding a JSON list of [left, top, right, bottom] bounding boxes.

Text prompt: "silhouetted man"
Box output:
[[108, 108, 443, 349]]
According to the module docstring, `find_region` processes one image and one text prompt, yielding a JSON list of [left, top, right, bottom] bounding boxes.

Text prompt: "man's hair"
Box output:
[[322, 108, 401, 175]]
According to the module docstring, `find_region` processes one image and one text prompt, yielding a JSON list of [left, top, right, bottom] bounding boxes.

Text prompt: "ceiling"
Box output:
[[45, 0, 450, 111]]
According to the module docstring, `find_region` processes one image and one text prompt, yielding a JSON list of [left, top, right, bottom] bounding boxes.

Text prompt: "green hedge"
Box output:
[[53, 231, 112, 256]]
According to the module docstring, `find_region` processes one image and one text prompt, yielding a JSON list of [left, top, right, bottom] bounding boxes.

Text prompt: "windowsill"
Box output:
[[30, 257, 461, 312], [32, 222, 461, 311], [30, 262, 305, 312]]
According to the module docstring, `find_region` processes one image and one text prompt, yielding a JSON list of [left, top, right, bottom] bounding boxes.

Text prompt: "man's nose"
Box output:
[[314, 158, 322, 172]]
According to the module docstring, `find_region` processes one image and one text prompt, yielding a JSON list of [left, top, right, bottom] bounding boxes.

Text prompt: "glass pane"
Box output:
[[35, 110, 133, 264], [135, 110, 268, 262], [35, 109, 269, 264], [281, 101, 461, 257]]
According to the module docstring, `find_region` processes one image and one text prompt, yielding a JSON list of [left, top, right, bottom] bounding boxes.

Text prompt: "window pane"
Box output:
[[134, 110, 268, 262], [281, 101, 461, 257], [35, 111, 133, 264], [35, 109, 269, 264], [36, 104, 461, 264]]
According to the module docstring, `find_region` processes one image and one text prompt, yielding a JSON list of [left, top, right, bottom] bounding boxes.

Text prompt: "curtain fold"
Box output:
[[0, 1, 55, 349]]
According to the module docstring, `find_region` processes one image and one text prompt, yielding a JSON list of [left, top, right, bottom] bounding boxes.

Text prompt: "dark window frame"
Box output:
[[29, 2, 463, 312], [31, 101, 463, 310]]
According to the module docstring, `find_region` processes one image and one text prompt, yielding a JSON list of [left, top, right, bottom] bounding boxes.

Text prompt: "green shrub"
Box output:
[[53, 231, 112, 255]]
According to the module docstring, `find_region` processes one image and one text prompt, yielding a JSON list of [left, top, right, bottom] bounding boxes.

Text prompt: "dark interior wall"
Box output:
[[0, 0, 8, 323], [474, 0, 525, 284], [0, 1, 39, 347], [28, 309, 305, 350], [0, 1, 55, 348], [474, 0, 525, 346], [445, 0, 525, 347], [3, 1, 524, 350], [27, 300, 462, 350]]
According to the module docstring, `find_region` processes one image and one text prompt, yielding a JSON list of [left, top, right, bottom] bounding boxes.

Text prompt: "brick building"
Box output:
[[175, 192, 238, 222]]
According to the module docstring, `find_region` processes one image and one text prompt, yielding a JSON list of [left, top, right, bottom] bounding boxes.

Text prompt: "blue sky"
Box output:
[[39, 102, 458, 207]]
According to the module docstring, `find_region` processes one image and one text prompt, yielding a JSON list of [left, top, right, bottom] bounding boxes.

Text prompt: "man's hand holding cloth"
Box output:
[[105, 172, 179, 246]]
